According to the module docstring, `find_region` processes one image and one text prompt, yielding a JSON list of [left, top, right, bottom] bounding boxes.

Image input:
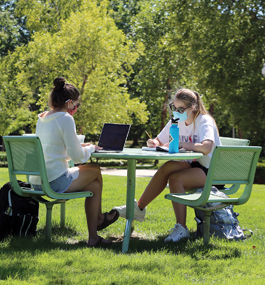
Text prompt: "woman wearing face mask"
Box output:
[[113, 88, 221, 243], [30, 77, 119, 247]]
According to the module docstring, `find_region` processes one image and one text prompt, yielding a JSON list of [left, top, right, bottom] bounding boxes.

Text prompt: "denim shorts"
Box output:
[[32, 171, 73, 193]]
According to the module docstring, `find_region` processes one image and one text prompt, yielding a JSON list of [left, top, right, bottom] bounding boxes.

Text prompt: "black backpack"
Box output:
[[0, 181, 39, 240]]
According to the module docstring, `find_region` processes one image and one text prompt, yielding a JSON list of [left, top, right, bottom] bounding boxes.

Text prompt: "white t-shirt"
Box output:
[[29, 112, 95, 185], [157, 114, 221, 168]]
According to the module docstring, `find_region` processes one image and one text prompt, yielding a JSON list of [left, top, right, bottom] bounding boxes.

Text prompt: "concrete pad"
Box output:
[[100, 167, 157, 177]]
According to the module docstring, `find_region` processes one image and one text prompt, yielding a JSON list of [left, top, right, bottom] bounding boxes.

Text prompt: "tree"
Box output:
[[128, 0, 196, 138], [16, 0, 84, 34], [166, 0, 265, 145], [0, 0, 30, 56], [13, 0, 147, 135], [0, 54, 34, 139], [0, 1, 33, 145]]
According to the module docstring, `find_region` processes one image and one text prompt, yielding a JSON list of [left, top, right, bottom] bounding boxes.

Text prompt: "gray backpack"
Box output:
[[194, 187, 251, 240]]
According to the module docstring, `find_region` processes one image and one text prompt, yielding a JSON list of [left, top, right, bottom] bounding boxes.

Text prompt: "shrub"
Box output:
[[254, 165, 265, 184], [0, 152, 7, 167]]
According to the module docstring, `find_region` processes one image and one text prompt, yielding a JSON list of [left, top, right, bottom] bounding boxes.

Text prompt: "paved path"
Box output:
[[100, 167, 157, 177]]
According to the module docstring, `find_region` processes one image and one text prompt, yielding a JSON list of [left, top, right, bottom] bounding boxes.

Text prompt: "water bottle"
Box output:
[[169, 118, 179, 153]]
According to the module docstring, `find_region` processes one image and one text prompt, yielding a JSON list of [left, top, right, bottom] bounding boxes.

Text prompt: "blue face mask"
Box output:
[[173, 111, 189, 122]]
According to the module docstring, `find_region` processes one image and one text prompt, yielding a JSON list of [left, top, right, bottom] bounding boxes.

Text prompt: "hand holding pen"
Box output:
[[145, 131, 157, 148]]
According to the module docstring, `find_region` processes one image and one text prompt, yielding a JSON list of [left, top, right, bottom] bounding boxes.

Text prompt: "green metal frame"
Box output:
[[219, 136, 250, 195], [165, 146, 261, 245], [3, 135, 93, 240], [166, 137, 250, 193], [220, 136, 250, 146]]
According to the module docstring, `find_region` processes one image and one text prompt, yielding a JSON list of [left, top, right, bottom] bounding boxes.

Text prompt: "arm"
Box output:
[[81, 143, 102, 151], [180, 139, 213, 155], [147, 120, 171, 147], [59, 115, 96, 163], [179, 114, 217, 155]]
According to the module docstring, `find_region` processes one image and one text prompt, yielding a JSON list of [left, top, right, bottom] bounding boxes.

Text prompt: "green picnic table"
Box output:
[[92, 148, 203, 253]]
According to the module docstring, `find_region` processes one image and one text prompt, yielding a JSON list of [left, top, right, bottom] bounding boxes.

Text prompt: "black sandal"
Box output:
[[97, 209, 119, 231], [87, 236, 112, 248]]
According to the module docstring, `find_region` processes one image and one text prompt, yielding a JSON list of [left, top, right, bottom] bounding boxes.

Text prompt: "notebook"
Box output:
[[95, 123, 131, 152], [141, 146, 193, 153]]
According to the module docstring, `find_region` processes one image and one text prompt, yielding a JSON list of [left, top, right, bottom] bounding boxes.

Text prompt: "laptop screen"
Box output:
[[98, 123, 131, 151]]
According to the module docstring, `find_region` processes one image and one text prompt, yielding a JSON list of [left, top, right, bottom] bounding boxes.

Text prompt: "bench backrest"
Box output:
[[3, 135, 92, 200], [220, 137, 250, 146], [4, 135, 47, 197], [196, 146, 261, 206]]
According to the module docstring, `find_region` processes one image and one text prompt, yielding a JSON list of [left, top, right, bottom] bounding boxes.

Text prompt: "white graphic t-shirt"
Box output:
[[157, 114, 221, 168]]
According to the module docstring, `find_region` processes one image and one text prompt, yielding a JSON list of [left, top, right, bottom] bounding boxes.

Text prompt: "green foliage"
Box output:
[[0, 0, 30, 56], [0, 55, 34, 136], [110, 0, 265, 145], [129, 0, 196, 134], [16, 0, 84, 34], [166, 0, 265, 144], [0, 152, 7, 167], [13, 0, 147, 134], [0, 1, 33, 136]]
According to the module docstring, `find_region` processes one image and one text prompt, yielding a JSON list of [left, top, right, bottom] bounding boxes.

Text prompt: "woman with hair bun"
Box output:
[[30, 77, 119, 247], [114, 88, 221, 243]]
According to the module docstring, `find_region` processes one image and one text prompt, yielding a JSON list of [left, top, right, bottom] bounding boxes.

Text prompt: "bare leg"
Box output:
[[138, 160, 191, 209], [65, 164, 116, 246], [168, 168, 206, 228], [84, 180, 102, 244], [66, 164, 102, 192]]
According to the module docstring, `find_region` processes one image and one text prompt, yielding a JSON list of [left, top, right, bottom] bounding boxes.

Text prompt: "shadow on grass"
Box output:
[[107, 232, 242, 260], [0, 225, 81, 252], [0, 227, 241, 261]]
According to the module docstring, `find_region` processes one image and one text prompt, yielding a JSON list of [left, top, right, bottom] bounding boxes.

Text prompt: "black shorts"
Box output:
[[190, 161, 208, 175], [190, 161, 225, 190]]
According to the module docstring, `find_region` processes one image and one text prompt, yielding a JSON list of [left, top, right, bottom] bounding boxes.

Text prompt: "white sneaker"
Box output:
[[113, 199, 146, 222], [164, 223, 190, 243]]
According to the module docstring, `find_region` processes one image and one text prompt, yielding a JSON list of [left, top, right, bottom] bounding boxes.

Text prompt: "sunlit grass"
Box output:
[[0, 167, 265, 284]]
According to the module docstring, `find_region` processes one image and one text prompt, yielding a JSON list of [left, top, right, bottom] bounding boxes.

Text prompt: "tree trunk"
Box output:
[[161, 78, 172, 131], [131, 136, 139, 147], [238, 126, 243, 139]]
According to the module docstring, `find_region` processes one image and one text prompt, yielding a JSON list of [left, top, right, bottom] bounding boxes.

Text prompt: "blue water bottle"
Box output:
[[169, 118, 179, 153]]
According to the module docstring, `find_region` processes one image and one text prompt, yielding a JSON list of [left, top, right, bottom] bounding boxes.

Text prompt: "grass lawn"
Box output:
[[0, 167, 265, 284]]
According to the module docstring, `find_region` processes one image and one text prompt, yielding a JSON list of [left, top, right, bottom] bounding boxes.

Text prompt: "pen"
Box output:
[[145, 130, 152, 140]]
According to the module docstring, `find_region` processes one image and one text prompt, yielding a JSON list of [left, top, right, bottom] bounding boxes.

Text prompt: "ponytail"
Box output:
[[193, 91, 208, 120]]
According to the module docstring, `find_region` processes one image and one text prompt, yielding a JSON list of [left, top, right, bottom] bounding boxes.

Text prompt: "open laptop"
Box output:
[[96, 123, 131, 152]]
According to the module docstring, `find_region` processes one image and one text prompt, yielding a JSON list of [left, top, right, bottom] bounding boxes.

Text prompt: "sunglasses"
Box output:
[[169, 103, 189, 114], [65, 99, 81, 108]]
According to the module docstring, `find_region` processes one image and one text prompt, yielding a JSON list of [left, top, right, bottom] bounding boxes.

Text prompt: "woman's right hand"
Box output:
[[94, 145, 103, 151], [82, 144, 102, 151], [147, 139, 157, 148], [81, 143, 91, 147]]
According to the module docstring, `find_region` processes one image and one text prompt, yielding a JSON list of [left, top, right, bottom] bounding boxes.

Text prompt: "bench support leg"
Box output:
[[45, 204, 54, 240], [60, 203, 66, 228]]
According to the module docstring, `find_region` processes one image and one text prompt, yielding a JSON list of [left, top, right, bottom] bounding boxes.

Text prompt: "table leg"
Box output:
[[122, 158, 136, 253]]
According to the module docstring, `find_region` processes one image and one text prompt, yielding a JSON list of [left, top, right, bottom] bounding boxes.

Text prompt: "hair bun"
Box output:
[[53, 77, 65, 90]]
